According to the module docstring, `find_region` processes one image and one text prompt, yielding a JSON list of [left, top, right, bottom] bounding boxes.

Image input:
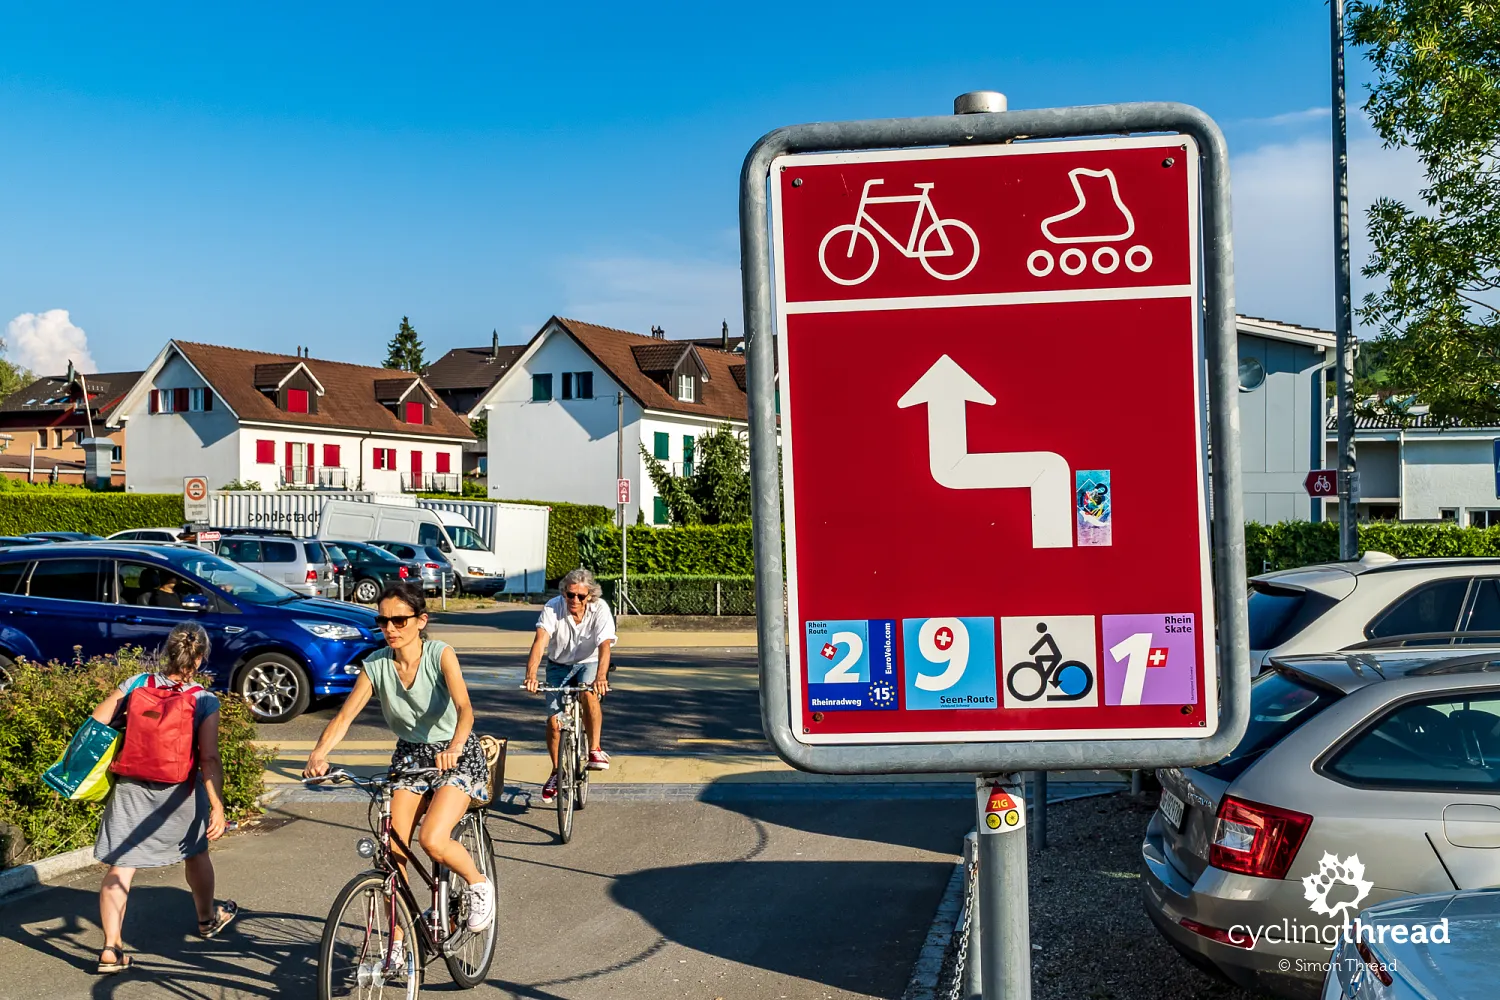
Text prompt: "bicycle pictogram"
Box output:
[[817, 178, 980, 286], [1005, 621, 1094, 703], [1027, 168, 1152, 279]]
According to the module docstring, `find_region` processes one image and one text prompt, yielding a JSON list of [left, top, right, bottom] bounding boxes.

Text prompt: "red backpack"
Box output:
[[110, 675, 203, 784]]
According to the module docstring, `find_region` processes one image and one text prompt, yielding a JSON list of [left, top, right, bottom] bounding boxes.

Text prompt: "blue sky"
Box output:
[[0, 2, 1417, 374]]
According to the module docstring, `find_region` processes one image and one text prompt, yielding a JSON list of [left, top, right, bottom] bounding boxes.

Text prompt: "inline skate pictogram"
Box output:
[[1027, 168, 1152, 279]]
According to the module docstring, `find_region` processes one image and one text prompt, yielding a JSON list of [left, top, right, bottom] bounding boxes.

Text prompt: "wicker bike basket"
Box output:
[[472, 734, 508, 808]]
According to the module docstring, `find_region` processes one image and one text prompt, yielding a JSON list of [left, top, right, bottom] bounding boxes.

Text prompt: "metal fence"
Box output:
[[599, 575, 755, 615]]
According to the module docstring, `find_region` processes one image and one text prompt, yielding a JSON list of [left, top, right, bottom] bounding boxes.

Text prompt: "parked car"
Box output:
[[322, 542, 353, 599], [1142, 643, 1500, 998], [216, 534, 337, 599], [0, 543, 382, 722], [1247, 553, 1500, 672], [1321, 887, 1500, 999], [329, 540, 415, 604], [25, 532, 103, 542], [369, 540, 453, 596], [0, 537, 51, 548], [107, 527, 187, 543]]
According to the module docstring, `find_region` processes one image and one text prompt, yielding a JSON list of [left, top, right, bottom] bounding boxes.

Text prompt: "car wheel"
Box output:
[[449, 575, 464, 597], [353, 577, 381, 604], [236, 653, 311, 724]]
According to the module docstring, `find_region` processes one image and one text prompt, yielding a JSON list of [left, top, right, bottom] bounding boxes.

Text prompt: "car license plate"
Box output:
[[1159, 789, 1186, 830]]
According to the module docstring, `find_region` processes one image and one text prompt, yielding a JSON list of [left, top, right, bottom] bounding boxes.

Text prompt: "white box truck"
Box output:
[[316, 500, 505, 595]]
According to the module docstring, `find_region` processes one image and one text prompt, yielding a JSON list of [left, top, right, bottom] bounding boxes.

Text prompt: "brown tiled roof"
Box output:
[[630, 342, 690, 374], [252, 362, 300, 389], [729, 364, 747, 392], [554, 318, 748, 421], [0, 371, 145, 418], [173, 342, 472, 440], [373, 378, 426, 403], [424, 344, 525, 391]]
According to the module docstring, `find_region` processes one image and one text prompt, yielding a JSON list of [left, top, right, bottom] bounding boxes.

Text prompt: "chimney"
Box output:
[[491, 330, 499, 358], [721, 320, 729, 351], [66, 360, 76, 384], [651, 325, 665, 340]]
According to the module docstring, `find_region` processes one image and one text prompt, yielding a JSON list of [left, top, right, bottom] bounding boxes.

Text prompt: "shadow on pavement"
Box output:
[[708, 780, 974, 854], [429, 607, 540, 631], [609, 858, 953, 997], [0, 883, 319, 998]]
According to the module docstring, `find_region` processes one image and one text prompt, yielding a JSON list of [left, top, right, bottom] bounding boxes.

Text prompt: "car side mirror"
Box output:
[[181, 594, 210, 613], [439, 541, 452, 553]]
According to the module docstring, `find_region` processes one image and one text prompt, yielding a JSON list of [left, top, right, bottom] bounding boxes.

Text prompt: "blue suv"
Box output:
[[0, 543, 384, 723]]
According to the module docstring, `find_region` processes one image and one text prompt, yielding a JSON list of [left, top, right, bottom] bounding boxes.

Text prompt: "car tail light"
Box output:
[[1209, 795, 1312, 880], [425, 562, 440, 570], [398, 566, 408, 579], [306, 568, 318, 582], [1177, 918, 1253, 950], [1356, 942, 1394, 986]]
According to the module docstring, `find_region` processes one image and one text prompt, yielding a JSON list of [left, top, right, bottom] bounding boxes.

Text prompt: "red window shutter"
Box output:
[[148, 390, 159, 414], [388, 449, 397, 468], [405, 401, 424, 424], [323, 444, 339, 467], [203, 390, 213, 412], [256, 439, 274, 464], [373, 448, 384, 470], [410, 450, 422, 475], [307, 442, 316, 470], [286, 389, 309, 414], [285, 442, 294, 475], [436, 452, 451, 474], [173, 388, 190, 412]]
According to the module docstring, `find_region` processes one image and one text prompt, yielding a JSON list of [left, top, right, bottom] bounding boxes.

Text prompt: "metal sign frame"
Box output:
[[739, 102, 1250, 774]]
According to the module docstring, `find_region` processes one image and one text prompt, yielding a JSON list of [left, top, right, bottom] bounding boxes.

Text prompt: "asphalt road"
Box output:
[[280, 647, 766, 756], [0, 794, 973, 999]]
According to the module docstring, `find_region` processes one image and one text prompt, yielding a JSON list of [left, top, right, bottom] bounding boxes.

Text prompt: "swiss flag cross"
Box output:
[[1147, 648, 1169, 668], [821, 643, 838, 660]]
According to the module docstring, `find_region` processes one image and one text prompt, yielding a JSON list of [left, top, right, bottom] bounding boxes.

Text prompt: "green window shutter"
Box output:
[[532, 374, 553, 402], [654, 432, 669, 460], [683, 435, 694, 476], [653, 496, 669, 524]]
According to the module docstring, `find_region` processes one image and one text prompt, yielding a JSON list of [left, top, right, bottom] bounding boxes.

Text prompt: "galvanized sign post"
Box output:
[[739, 98, 1248, 999]]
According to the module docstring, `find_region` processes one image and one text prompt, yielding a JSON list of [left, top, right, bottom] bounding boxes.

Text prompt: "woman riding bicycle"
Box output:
[[303, 581, 494, 956]]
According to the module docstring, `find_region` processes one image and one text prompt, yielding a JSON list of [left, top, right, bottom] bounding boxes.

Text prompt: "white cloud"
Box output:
[[561, 256, 740, 341], [1231, 134, 1425, 331], [4, 309, 96, 375], [1241, 107, 1331, 127]]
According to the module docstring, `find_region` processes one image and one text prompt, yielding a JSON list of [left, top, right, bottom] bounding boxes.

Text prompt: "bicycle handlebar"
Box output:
[[301, 766, 444, 787]]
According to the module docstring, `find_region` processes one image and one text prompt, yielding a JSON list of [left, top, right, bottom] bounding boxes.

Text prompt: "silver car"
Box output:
[[369, 540, 452, 595], [1321, 887, 1500, 999], [1248, 554, 1500, 671], [1142, 645, 1500, 999], [216, 534, 336, 599]]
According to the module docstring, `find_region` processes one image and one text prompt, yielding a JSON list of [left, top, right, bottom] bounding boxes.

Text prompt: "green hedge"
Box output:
[[1246, 521, 1500, 575], [0, 493, 184, 537], [578, 523, 754, 576], [0, 651, 273, 866], [599, 574, 755, 615]]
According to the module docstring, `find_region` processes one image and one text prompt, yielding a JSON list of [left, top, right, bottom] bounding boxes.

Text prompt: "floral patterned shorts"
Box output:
[[389, 733, 489, 801]]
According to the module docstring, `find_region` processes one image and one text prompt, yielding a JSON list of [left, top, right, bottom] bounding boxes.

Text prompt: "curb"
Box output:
[[0, 846, 98, 902], [903, 845, 969, 1000]]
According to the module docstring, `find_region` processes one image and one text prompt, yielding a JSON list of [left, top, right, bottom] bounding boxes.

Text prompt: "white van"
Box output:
[[316, 500, 504, 595]]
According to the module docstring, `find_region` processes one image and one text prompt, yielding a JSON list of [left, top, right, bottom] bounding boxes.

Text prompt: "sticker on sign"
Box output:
[[769, 135, 1215, 748]]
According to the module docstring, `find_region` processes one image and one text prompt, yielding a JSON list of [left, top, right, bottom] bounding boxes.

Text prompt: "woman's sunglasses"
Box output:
[[374, 614, 419, 629]]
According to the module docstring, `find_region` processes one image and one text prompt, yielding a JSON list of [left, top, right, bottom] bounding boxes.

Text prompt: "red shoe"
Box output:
[[541, 772, 558, 803], [588, 749, 611, 771]]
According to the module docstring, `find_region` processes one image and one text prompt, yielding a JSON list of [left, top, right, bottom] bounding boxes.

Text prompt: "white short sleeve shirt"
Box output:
[[537, 595, 617, 665]]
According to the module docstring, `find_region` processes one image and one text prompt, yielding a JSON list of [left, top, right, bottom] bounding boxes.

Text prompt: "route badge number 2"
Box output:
[[774, 134, 1216, 745]]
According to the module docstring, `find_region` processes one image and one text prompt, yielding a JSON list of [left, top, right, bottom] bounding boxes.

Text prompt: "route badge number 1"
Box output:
[[772, 135, 1216, 747]]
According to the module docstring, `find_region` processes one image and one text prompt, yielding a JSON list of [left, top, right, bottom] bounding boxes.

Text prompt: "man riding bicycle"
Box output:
[[524, 568, 615, 803]]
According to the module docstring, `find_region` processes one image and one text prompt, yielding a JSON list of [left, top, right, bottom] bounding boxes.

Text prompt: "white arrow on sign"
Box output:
[[898, 355, 1073, 549]]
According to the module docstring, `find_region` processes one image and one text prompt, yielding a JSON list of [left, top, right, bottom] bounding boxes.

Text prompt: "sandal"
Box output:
[[96, 946, 132, 975], [197, 900, 240, 939]]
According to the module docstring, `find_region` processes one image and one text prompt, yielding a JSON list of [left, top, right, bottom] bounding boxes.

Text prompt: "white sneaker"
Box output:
[[465, 880, 494, 932], [386, 938, 405, 972]]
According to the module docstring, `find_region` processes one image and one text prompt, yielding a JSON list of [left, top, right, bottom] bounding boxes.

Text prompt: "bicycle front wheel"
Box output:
[[319, 871, 422, 1000], [443, 813, 497, 987], [556, 724, 576, 844]]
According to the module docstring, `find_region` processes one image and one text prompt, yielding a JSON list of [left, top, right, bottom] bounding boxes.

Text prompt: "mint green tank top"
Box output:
[[362, 640, 458, 744]]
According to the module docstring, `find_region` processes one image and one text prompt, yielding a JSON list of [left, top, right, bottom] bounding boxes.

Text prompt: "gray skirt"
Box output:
[[94, 776, 209, 868]]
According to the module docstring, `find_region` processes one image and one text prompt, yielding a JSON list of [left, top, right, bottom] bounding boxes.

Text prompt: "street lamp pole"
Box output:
[[1332, 0, 1359, 559]]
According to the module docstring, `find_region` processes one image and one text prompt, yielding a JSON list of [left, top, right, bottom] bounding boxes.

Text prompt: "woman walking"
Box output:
[[303, 581, 494, 966], [88, 622, 236, 974]]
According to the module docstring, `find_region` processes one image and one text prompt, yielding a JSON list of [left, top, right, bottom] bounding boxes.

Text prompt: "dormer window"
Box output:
[[286, 389, 309, 414], [676, 372, 697, 402], [405, 401, 425, 424]]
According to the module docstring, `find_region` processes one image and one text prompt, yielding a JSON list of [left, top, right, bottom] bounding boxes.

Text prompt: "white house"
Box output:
[[1323, 413, 1500, 526], [116, 341, 474, 495], [472, 317, 751, 523]]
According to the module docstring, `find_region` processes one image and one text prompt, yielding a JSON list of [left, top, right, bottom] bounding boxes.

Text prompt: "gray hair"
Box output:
[[559, 567, 603, 602]]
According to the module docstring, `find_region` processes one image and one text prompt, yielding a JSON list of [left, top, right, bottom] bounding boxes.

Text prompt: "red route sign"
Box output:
[[1304, 470, 1337, 498], [772, 135, 1217, 747], [617, 478, 631, 505]]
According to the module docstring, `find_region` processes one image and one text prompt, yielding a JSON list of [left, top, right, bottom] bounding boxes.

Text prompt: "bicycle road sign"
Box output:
[[1304, 469, 1337, 498], [758, 127, 1227, 758]]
